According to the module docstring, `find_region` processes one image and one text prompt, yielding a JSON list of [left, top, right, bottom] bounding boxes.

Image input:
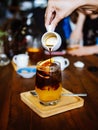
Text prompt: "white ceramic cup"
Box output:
[[13, 54, 29, 68], [41, 31, 62, 51], [52, 56, 70, 71]]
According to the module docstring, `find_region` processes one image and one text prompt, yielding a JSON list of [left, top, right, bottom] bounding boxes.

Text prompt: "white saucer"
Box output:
[[17, 67, 36, 78]]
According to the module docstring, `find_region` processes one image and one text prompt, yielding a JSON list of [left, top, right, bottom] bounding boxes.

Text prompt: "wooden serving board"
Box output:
[[20, 88, 84, 118]]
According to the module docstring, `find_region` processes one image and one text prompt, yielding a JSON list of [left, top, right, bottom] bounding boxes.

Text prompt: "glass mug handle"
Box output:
[[58, 58, 69, 71], [64, 58, 70, 68], [12, 55, 18, 64]]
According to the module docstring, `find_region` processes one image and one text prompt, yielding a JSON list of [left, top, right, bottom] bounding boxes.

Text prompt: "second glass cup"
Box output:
[[35, 60, 62, 106], [67, 39, 83, 50]]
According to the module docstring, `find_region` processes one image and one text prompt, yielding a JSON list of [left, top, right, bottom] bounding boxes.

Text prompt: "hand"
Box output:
[[78, 5, 98, 15], [45, 0, 80, 31], [67, 46, 97, 56], [45, 0, 98, 30]]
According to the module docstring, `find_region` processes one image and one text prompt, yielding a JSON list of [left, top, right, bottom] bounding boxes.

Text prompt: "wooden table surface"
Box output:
[[0, 53, 98, 130]]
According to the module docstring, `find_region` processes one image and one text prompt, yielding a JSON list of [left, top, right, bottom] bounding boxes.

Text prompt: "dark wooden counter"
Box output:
[[0, 54, 98, 130]]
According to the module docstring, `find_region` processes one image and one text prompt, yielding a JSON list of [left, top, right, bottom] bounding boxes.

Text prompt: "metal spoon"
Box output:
[[30, 91, 87, 97]]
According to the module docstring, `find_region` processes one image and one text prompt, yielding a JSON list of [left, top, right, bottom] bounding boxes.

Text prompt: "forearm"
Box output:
[[67, 45, 98, 56], [75, 13, 86, 32], [91, 45, 98, 54], [77, 0, 98, 7], [84, 0, 98, 6], [78, 0, 98, 13]]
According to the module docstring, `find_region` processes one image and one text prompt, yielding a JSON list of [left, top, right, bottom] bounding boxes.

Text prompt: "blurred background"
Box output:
[[0, 0, 98, 61]]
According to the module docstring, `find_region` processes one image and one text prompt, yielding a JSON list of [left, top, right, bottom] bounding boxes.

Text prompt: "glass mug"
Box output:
[[67, 39, 83, 50], [26, 35, 43, 64], [35, 60, 62, 106]]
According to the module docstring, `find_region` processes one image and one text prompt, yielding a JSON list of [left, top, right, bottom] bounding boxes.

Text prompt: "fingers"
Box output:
[[45, 6, 54, 29], [45, 9, 63, 31], [45, 10, 58, 31], [45, 4, 63, 31], [78, 5, 98, 15]]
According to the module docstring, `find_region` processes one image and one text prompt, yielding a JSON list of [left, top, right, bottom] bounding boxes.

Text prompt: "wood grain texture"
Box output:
[[0, 54, 98, 130], [20, 88, 84, 118]]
